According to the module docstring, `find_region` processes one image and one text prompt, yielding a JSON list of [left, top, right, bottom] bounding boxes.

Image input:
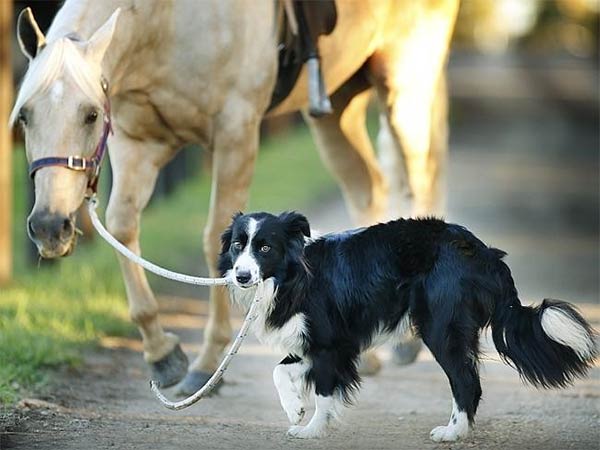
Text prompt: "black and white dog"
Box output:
[[218, 211, 597, 441]]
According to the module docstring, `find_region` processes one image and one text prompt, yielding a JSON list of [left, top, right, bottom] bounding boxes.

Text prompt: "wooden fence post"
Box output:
[[0, 0, 13, 285]]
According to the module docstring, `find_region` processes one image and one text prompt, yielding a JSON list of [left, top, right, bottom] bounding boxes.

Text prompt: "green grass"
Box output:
[[0, 123, 335, 405]]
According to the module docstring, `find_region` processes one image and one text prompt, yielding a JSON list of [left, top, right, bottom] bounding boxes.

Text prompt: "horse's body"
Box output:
[[13, 0, 458, 398]]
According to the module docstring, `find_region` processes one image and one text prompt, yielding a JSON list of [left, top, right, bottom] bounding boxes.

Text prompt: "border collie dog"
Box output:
[[218, 211, 597, 441]]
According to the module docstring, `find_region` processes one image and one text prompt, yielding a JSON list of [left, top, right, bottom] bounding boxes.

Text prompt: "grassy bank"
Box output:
[[0, 123, 335, 404]]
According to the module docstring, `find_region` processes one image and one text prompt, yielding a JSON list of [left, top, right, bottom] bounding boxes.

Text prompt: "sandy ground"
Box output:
[[1, 298, 599, 450], [2, 53, 599, 449]]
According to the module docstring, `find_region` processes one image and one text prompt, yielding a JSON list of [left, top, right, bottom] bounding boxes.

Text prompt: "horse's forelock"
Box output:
[[10, 37, 104, 125]]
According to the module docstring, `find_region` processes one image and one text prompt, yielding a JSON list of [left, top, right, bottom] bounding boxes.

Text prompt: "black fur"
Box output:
[[219, 212, 597, 423]]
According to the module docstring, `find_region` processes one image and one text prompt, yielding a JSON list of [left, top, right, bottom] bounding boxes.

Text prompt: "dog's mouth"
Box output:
[[235, 280, 260, 290], [227, 264, 264, 289]]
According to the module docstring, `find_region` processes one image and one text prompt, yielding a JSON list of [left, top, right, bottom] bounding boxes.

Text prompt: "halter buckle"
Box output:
[[67, 155, 87, 171]]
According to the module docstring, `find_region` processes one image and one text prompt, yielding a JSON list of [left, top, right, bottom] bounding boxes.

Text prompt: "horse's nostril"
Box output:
[[61, 218, 74, 238], [27, 219, 37, 238]]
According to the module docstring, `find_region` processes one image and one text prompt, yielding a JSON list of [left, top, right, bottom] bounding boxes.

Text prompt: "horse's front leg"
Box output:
[[105, 131, 188, 387], [175, 99, 262, 396]]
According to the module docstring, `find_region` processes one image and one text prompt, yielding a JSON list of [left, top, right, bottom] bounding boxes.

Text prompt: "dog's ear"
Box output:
[[220, 212, 243, 254], [279, 211, 311, 239]]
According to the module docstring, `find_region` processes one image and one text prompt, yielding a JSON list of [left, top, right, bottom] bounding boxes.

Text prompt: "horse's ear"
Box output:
[[17, 8, 46, 62], [85, 8, 121, 64]]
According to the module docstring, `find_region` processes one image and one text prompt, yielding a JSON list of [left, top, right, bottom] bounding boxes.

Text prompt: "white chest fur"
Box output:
[[252, 312, 307, 356], [229, 278, 307, 356]]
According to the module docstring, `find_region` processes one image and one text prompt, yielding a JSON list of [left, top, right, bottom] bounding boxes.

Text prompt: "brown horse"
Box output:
[[12, 0, 458, 428]]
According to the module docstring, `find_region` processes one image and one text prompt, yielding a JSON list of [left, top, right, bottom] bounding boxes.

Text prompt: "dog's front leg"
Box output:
[[288, 394, 340, 439], [287, 352, 343, 439], [273, 355, 308, 425]]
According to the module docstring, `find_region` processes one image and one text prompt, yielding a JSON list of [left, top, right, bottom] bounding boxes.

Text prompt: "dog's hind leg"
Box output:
[[273, 355, 309, 425], [418, 318, 482, 442]]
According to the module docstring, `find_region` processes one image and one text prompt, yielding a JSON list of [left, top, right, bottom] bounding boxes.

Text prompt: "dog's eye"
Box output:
[[260, 245, 271, 253], [232, 241, 243, 251]]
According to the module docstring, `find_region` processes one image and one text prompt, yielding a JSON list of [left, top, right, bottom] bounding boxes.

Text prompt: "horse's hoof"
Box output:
[[357, 350, 382, 376], [392, 337, 423, 366], [174, 370, 223, 397], [149, 344, 189, 388]]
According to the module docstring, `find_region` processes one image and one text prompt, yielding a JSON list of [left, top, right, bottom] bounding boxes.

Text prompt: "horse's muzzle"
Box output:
[[27, 211, 76, 258]]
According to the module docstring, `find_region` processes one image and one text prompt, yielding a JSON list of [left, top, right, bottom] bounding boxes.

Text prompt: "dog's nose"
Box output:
[[235, 270, 252, 285]]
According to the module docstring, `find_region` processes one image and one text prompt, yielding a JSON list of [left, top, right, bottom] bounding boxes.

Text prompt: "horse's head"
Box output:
[[11, 8, 119, 258]]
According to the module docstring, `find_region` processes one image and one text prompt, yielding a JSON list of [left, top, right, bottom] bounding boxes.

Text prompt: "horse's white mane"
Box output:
[[10, 37, 104, 124]]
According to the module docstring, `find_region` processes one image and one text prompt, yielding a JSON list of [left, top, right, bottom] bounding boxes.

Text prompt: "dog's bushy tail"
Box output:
[[491, 262, 597, 388]]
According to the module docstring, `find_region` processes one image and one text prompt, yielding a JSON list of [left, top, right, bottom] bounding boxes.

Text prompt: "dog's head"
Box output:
[[218, 211, 311, 288]]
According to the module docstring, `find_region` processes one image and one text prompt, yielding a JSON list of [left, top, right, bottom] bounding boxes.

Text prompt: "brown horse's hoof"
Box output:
[[174, 370, 223, 397], [357, 350, 383, 376], [149, 344, 189, 388], [392, 337, 423, 366]]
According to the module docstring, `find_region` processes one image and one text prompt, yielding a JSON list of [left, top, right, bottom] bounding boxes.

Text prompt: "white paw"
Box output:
[[287, 424, 327, 439], [430, 424, 469, 442], [282, 397, 305, 425]]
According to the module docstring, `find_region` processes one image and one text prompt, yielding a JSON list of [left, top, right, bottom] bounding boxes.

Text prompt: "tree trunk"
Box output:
[[0, 0, 13, 285]]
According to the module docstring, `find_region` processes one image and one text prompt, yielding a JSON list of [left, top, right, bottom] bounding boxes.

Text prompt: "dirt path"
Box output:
[[3, 292, 599, 450]]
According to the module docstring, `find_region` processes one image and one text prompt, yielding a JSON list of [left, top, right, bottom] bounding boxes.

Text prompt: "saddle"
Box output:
[[268, 0, 337, 117]]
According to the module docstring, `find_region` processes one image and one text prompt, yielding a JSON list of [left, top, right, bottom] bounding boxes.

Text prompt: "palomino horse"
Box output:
[[12, 0, 458, 398]]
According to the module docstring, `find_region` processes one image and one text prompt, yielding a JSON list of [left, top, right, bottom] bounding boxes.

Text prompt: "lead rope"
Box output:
[[151, 284, 263, 410], [87, 197, 228, 286], [87, 196, 261, 409]]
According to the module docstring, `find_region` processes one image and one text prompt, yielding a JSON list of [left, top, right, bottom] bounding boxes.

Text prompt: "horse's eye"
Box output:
[[85, 110, 98, 125], [17, 110, 28, 126], [232, 241, 243, 251], [260, 245, 271, 253]]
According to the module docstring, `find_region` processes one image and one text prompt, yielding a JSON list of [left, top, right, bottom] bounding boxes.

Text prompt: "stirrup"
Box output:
[[307, 55, 332, 117]]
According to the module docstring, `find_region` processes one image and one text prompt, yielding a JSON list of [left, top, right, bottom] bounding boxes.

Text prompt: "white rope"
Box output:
[[86, 196, 261, 408], [151, 281, 264, 410], [87, 197, 228, 286]]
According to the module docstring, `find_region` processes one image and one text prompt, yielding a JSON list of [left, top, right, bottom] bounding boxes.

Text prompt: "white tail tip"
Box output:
[[541, 307, 596, 359]]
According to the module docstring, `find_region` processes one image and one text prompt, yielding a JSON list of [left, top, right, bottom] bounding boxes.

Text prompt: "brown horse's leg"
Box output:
[[176, 100, 262, 396], [375, 73, 449, 218], [106, 131, 188, 387], [303, 72, 387, 376], [369, 1, 457, 217], [378, 75, 449, 365], [369, 0, 457, 365], [303, 72, 388, 227]]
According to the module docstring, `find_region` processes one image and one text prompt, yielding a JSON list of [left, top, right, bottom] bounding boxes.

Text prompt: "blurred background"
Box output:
[[0, 0, 598, 403]]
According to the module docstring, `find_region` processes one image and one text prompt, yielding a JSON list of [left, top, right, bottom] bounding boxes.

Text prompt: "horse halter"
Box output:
[[28, 77, 113, 195]]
